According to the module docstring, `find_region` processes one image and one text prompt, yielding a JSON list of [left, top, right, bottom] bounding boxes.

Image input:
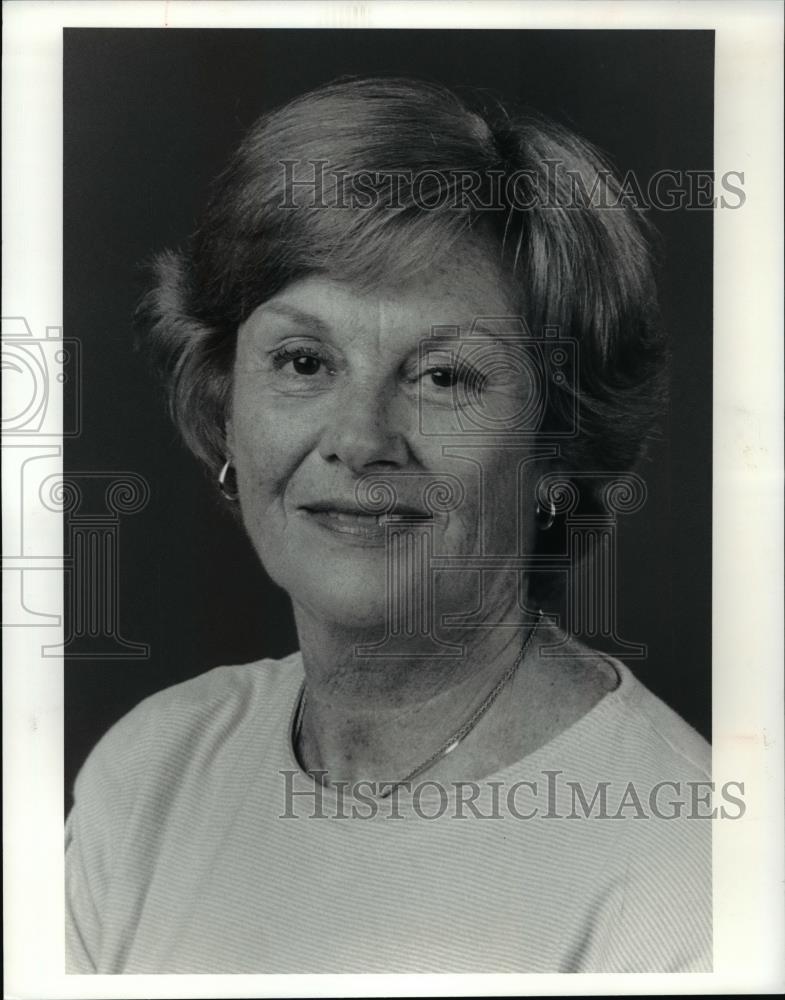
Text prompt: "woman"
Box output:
[[66, 77, 711, 974]]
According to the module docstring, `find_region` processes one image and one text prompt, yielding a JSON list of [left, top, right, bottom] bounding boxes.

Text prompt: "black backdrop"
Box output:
[[64, 28, 713, 809]]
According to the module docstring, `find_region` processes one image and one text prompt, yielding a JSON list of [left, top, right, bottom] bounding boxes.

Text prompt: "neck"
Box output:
[[291, 589, 544, 789]]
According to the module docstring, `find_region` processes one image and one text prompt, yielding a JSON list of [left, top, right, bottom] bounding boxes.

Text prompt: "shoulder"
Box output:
[[72, 652, 303, 812], [598, 793, 713, 972], [566, 655, 713, 972], [607, 657, 711, 781], [66, 652, 303, 971], [539, 624, 710, 784], [564, 652, 712, 857]]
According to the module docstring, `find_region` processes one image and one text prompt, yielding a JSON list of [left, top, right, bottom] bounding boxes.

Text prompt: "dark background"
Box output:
[[64, 29, 714, 810]]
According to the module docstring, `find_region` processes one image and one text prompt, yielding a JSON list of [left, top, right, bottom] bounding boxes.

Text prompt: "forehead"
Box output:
[[246, 250, 517, 339]]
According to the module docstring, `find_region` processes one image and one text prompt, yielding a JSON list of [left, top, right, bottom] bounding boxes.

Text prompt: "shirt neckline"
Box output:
[[278, 633, 634, 813]]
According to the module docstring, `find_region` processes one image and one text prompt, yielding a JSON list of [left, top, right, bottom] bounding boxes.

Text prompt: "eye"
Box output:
[[271, 344, 333, 378], [423, 362, 481, 391], [291, 355, 321, 376], [427, 367, 460, 389]]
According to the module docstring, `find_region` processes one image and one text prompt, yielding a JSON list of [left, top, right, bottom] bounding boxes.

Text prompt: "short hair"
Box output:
[[139, 77, 667, 507]]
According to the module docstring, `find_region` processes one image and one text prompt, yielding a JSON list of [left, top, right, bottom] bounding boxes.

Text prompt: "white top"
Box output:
[[66, 650, 712, 973]]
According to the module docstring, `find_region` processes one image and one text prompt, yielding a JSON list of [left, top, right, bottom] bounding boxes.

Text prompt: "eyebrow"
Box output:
[[427, 325, 530, 349], [255, 301, 524, 348], [253, 302, 332, 335]]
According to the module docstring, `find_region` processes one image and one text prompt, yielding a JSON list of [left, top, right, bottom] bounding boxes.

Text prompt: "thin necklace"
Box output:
[[292, 609, 544, 798]]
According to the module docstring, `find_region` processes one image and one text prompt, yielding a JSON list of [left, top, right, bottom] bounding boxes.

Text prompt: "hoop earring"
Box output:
[[218, 460, 239, 502], [535, 497, 556, 531]]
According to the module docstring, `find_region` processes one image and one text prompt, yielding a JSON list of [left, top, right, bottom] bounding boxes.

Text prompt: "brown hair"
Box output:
[[138, 77, 667, 505]]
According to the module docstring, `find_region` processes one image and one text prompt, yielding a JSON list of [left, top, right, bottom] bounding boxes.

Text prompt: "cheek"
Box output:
[[443, 449, 536, 551], [230, 392, 313, 503], [436, 448, 523, 509]]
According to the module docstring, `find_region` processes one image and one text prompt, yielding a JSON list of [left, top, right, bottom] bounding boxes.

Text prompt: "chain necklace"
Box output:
[[292, 609, 544, 798]]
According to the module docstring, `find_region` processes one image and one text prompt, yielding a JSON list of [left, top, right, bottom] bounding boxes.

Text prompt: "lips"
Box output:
[[299, 503, 433, 540]]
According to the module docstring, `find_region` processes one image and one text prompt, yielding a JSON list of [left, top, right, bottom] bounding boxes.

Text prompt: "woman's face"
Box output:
[[228, 250, 543, 631]]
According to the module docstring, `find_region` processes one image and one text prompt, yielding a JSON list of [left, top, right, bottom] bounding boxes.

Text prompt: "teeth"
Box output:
[[381, 513, 432, 522], [325, 511, 381, 526], [317, 510, 433, 524]]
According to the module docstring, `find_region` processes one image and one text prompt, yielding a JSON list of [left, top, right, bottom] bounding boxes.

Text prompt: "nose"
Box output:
[[317, 380, 409, 473]]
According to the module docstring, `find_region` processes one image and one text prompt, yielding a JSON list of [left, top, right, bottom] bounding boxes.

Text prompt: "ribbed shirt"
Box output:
[[66, 651, 712, 974]]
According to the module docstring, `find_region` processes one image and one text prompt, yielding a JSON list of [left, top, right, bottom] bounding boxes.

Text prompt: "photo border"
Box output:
[[3, 1, 783, 995]]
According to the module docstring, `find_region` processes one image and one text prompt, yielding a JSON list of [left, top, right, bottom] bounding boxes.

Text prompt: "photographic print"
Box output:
[[3, 1, 783, 995]]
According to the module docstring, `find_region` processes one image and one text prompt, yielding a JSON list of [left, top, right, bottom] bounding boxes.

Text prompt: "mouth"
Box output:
[[299, 504, 433, 541]]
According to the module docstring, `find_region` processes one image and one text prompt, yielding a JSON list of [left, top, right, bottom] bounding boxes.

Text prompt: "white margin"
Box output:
[[3, 1, 784, 996]]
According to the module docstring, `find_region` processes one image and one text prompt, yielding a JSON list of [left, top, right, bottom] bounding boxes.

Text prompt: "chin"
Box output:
[[295, 578, 393, 632], [263, 547, 389, 628], [257, 530, 469, 635]]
